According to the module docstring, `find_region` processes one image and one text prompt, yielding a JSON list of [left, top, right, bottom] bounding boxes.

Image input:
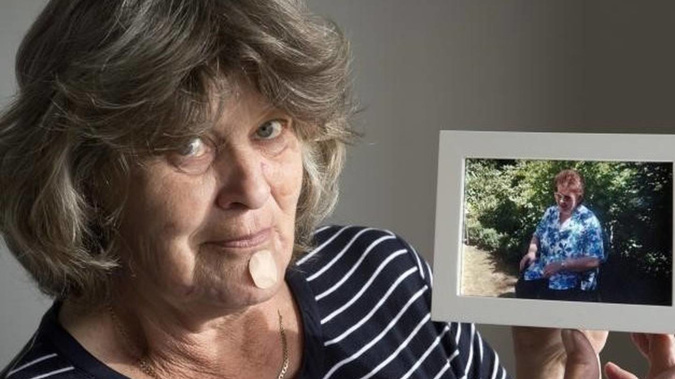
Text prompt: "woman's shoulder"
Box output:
[[2, 343, 77, 379], [289, 226, 510, 379], [2, 325, 79, 379], [292, 225, 432, 319], [295, 225, 429, 280], [310, 225, 399, 248], [544, 205, 558, 216], [2, 303, 120, 379], [575, 205, 601, 223]]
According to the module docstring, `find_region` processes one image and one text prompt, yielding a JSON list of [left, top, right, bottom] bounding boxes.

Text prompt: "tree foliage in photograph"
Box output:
[[464, 159, 672, 305]]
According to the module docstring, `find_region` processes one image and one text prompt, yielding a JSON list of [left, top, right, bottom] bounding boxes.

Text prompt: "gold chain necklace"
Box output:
[[277, 310, 290, 379], [108, 306, 290, 379]]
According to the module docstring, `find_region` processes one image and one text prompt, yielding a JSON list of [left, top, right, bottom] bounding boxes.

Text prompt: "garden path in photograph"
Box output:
[[461, 244, 517, 298]]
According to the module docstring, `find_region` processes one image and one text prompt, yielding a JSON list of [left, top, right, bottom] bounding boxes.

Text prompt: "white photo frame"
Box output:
[[431, 130, 675, 333]]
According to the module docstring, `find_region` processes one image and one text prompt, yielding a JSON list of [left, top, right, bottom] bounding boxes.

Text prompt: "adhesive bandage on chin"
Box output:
[[248, 250, 278, 289]]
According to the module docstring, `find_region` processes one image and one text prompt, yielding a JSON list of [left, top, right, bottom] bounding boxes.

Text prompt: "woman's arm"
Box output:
[[520, 207, 557, 272], [520, 235, 540, 271], [543, 257, 600, 277]]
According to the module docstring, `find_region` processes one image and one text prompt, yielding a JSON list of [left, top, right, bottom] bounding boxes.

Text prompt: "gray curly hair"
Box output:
[[0, 0, 355, 304]]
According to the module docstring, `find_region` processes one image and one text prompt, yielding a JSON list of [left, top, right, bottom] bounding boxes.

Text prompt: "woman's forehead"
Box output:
[[556, 185, 579, 195], [207, 84, 288, 130], [219, 82, 276, 115]]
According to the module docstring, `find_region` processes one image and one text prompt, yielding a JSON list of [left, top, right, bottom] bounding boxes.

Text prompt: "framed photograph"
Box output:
[[431, 131, 675, 333]]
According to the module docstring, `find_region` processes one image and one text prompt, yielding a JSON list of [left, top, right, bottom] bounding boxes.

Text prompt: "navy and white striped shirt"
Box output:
[[2, 226, 510, 378]]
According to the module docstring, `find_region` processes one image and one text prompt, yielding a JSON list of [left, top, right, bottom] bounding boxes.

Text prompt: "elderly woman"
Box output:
[[517, 169, 605, 302], [2, 1, 673, 379], [0, 1, 512, 378]]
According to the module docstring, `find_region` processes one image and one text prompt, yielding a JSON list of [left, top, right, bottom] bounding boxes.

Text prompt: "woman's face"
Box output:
[[117, 84, 304, 310], [554, 185, 579, 216]]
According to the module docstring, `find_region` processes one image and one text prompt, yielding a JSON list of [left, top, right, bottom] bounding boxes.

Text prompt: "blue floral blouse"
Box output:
[[523, 205, 605, 291]]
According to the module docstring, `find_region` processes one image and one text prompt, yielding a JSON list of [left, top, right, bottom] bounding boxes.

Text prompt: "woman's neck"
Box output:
[[59, 282, 304, 379], [559, 206, 576, 223]]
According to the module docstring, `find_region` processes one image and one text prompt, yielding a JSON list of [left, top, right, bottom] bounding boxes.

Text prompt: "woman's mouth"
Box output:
[[208, 228, 272, 249]]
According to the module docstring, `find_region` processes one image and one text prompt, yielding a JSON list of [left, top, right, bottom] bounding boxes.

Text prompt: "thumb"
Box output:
[[563, 329, 601, 379], [604, 362, 639, 379]]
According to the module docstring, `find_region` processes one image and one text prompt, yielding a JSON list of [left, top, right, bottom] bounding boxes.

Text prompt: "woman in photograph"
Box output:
[[517, 169, 605, 302]]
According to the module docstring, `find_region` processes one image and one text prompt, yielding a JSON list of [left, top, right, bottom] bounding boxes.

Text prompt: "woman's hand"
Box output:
[[512, 326, 608, 379], [520, 251, 537, 272], [605, 334, 675, 379], [544, 261, 563, 277]]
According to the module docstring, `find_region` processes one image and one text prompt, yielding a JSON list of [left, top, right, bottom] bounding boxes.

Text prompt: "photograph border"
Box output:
[[431, 130, 675, 333]]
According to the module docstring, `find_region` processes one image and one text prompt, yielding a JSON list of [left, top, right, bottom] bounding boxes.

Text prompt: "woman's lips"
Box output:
[[208, 228, 272, 249]]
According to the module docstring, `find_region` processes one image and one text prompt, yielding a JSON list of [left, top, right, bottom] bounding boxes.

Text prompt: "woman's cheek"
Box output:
[[263, 153, 303, 204]]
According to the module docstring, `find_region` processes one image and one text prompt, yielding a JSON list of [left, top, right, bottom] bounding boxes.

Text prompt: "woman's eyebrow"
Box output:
[[259, 108, 292, 121]]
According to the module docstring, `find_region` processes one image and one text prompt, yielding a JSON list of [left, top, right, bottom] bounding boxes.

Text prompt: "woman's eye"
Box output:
[[170, 137, 214, 174], [255, 120, 284, 140], [179, 137, 208, 157]]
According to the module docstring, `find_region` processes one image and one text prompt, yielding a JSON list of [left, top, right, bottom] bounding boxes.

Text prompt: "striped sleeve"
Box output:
[[1, 304, 108, 379], [1, 338, 77, 379]]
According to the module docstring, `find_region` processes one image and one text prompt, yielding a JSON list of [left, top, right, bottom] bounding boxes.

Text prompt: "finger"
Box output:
[[563, 329, 601, 379], [520, 257, 529, 271], [632, 333, 650, 352], [604, 362, 639, 379], [543, 264, 555, 277], [631, 333, 651, 358], [583, 330, 609, 353], [647, 334, 675, 377], [651, 367, 675, 379]]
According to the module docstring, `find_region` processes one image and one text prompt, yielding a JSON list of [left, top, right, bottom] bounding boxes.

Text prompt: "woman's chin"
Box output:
[[195, 280, 283, 311]]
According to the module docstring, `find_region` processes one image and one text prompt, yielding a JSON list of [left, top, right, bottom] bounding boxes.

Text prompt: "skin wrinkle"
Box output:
[[114, 289, 294, 378]]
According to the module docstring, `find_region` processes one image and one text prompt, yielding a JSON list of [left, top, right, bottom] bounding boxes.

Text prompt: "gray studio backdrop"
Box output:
[[3, 0, 674, 374]]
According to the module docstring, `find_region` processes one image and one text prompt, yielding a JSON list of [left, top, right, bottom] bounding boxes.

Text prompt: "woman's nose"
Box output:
[[214, 149, 270, 210]]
